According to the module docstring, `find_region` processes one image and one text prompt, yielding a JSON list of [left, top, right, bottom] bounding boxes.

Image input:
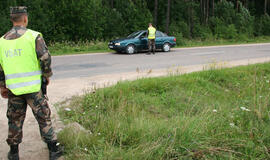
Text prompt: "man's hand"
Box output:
[[0, 87, 8, 99], [45, 77, 50, 85]]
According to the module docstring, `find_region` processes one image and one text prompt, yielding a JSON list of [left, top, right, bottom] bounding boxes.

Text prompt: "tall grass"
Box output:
[[58, 63, 270, 159]]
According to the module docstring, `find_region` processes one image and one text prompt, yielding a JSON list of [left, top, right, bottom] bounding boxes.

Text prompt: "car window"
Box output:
[[127, 31, 141, 38], [160, 32, 167, 36], [156, 31, 163, 37], [140, 32, 147, 38]]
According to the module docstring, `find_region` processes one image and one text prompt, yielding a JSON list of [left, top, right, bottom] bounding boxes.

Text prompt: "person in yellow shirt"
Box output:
[[147, 23, 156, 54]]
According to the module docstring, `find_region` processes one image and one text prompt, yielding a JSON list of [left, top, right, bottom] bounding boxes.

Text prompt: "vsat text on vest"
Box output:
[[4, 49, 23, 58]]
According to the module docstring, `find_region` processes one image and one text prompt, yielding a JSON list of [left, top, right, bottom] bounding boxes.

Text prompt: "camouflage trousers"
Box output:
[[6, 90, 57, 145], [148, 39, 156, 53]]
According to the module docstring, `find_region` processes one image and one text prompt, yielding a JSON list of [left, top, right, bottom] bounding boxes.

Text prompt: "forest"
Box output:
[[0, 0, 269, 43]]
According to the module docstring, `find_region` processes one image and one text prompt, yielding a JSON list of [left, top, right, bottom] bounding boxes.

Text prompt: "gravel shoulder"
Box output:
[[0, 57, 270, 160]]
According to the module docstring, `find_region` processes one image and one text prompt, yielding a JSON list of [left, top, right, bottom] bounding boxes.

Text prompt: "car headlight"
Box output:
[[115, 43, 121, 46]]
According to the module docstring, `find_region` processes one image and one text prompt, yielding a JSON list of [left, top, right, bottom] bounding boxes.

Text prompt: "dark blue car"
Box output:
[[108, 30, 176, 54]]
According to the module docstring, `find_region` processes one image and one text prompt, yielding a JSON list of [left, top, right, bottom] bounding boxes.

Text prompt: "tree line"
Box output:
[[0, 0, 269, 43]]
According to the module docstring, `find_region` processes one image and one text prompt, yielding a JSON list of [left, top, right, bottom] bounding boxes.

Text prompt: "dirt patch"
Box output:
[[0, 57, 270, 160]]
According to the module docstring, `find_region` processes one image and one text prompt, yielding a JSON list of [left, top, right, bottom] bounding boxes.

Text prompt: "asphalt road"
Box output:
[[52, 43, 270, 80]]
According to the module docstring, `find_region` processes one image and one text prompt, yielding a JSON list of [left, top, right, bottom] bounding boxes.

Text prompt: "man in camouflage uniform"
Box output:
[[0, 7, 62, 160]]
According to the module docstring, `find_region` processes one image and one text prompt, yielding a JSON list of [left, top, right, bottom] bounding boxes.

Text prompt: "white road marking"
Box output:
[[175, 43, 270, 50], [191, 51, 225, 56]]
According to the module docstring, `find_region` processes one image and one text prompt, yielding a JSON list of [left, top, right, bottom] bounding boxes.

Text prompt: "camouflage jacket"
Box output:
[[0, 26, 52, 87]]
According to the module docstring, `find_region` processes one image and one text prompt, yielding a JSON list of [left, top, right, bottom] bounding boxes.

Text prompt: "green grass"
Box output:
[[48, 41, 110, 56], [58, 62, 270, 159], [48, 36, 270, 56], [177, 36, 270, 48]]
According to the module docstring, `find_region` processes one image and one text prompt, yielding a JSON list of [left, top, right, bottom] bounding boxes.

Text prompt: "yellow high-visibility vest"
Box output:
[[148, 26, 156, 39], [0, 29, 42, 95]]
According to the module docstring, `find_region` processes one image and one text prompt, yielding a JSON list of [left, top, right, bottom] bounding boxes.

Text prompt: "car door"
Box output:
[[137, 31, 148, 51], [155, 31, 164, 49]]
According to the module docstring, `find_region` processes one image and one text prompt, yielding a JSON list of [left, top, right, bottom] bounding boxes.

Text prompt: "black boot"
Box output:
[[7, 145, 19, 160], [47, 141, 63, 160]]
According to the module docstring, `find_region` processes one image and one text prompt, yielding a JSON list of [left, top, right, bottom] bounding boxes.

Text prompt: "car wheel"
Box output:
[[163, 43, 171, 52], [126, 44, 135, 54]]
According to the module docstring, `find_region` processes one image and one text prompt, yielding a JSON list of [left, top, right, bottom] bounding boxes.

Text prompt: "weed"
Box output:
[[58, 62, 270, 159]]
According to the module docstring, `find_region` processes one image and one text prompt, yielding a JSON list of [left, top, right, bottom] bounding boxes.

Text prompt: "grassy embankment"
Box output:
[[58, 62, 270, 159], [49, 36, 270, 56]]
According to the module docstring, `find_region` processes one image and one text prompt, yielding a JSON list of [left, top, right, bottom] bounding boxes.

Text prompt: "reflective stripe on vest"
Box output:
[[8, 79, 41, 89], [0, 29, 42, 95], [5, 70, 41, 80], [148, 27, 156, 39]]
